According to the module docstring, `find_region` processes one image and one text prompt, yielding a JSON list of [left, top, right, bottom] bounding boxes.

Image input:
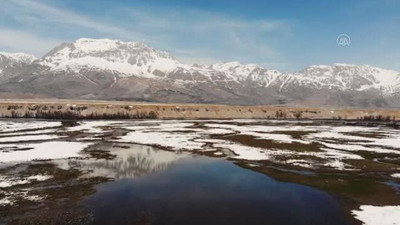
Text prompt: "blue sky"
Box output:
[[0, 0, 399, 72]]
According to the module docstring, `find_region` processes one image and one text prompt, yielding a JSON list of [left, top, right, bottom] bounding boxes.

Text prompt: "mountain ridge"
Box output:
[[0, 38, 399, 108]]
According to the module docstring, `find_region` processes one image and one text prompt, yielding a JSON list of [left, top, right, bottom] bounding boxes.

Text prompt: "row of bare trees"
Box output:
[[3, 110, 158, 119]]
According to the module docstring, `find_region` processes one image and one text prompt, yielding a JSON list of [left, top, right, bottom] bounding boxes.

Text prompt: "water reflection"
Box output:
[[56, 144, 187, 180], [82, 155, 353, 225]]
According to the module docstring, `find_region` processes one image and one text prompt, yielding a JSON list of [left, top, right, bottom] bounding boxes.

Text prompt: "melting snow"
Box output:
[[0, 119, 399, 172], [352, 205, 400, 225], [0, 135, 60, 143], [0, 174, 52, 188], [118, 131, 204, 150], [214, 142, 271, 160], [66, 121, 121, 133], [106, 120, 400, 170], [0, 121, 61, 133], [0, 190, 47, 206], [0, 141, 91, 164]]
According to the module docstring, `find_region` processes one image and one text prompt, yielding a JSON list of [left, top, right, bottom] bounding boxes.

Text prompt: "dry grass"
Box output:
[[0, 99, 399, 120]]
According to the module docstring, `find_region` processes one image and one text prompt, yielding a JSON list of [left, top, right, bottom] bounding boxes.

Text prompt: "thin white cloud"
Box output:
[[0, 29, 62, 56], [0, 0, 158, 56], [0, 0, 291, 68], [1, 0, 157, 43], [4, 0, 136, 39], [123, 8, 291, 66]]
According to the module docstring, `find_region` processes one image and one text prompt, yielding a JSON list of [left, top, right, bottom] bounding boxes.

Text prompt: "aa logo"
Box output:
[[337, 34, 351, 47]]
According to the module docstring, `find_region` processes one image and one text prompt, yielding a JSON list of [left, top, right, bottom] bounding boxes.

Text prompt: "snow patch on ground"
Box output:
[[0, 174, 52, 188], [0, 196, 13, 206], [0, 129, 58, 137], [215, 143, 271, 160], [321, 142, 400, 154], [66, 121, 121, 133], [0, 135, 60, 143], [0, 121, 61, 133], [118, 131, 204, 150], [352, 205, 400, 225], [1, 120, 398, 172], [107, 120, 400, 170], [0, 141, 92, 164], [285, 159, 313, 168], [0, 190, 47, 206]]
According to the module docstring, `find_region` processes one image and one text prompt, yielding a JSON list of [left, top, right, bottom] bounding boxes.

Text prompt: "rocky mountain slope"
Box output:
[[0, 52, 36, 77], [0, 38, 399, 108]]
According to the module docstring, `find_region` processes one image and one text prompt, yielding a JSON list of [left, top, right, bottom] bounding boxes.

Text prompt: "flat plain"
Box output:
[[0, 100, 400, 225]]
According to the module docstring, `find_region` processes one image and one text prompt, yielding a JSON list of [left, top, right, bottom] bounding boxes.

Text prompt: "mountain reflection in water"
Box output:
[[56, 144, 187, 180], [80, 147, 352, 225]]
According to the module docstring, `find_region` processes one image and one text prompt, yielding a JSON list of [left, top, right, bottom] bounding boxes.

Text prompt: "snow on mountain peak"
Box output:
[[209, 61, 282, 87], [0, 52, 36, 64], [0, 52, 36, 75], [25, 38, 400, 93], [211, 61, 258, 71], [74, 38, 120, 52], [299, 63, 400, 93], [38, 38, 182, 78], [210, 61, 263, 79]]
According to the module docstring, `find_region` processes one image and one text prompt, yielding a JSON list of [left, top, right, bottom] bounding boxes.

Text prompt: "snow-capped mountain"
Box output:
[[0, 52, 36, 64], [0, 38, 399, 108], [296, 64, 400, 93], [37, 38, 240, 83], [0, 52, 36, 75], [210, 61, 282, 85], [38, 38, 189, 78]]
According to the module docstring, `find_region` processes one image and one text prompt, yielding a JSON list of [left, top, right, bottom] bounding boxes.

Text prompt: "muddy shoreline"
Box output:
[[1, 99, 400, 120]]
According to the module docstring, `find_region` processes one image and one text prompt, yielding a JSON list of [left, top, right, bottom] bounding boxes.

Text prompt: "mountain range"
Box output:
[[0, 38, 399, 108]]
